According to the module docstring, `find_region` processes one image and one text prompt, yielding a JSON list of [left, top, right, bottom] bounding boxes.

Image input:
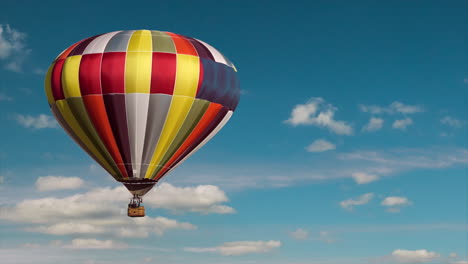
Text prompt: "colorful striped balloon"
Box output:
[[44, 30, 240, 196]]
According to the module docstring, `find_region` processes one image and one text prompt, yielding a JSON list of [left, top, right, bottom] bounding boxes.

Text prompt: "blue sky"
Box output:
[[0, 1, 467, 263]]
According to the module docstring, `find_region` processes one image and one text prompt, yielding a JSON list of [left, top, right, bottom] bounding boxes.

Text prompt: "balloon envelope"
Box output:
[[45, 30, 240, 195]]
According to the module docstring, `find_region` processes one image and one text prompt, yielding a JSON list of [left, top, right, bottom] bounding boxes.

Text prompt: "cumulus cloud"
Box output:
[[306, 139, 336, 152], [351, 172, 379, 184], [392, 118, 413, 130], [145, 183, 235, 214], [441, 116, 465, 128], [0, 24, 30, 72], [36, 176, 84, 191], [285, 97, 353, 135], [359, 102, 424, 115], [185, 240, 281, 256], [362, 117, 384, 132], [391, 249, 440, 263], [0, 183, 232, 237], [15, 114, 58, 129], [340, 193, 374, 211], [0, 185, 214, 237], [381, 196, 411, 213], [290, 228, 309, 240], [63, 239, 128, 249]]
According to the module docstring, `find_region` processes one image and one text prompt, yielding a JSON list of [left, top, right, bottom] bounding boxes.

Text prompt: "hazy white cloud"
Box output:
[[359, 102, 424, 115], [454, 261, 468, 264], [381, 196, 411, 213], [339, 147, 468, 171], [0, 93, 13, 101], [185, 240, 281, 256], [362, 117, 384, 132], [317, 231, 337, 244], [441, 116, 465, 128], [0, 24, 30, 72], [27, 223, 106, 235], [63, 239, 128, 249], [0, 187, 196, 237], [15, 114, 58, 129], [36, 176, 84, 191], [391, 249, 440, 263], [0, 183, 233, 237], [285, 97, 353, 135], [340, 193, 374, 211], [145, 183, 235, 214], [393, 118, 413, 130], [351, 172, 379, 184], [306, 139, 336, 152], [0, 175, 4, 184], [290, 228, 309, 240], [381, 196, 411, 207]]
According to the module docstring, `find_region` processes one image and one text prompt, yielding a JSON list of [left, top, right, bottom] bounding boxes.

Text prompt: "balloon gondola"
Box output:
[[44, 30, 240, 217]]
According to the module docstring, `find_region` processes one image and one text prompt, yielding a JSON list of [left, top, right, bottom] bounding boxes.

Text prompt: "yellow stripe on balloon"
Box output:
[[55, 100, 118, 177], [173, 54, 200, 97], [61, 55, 82, 98], [145, 95, 195, 179], [127, 30, 153, 51], [125, 30, 152, 94], [44, 63, 56, 105]]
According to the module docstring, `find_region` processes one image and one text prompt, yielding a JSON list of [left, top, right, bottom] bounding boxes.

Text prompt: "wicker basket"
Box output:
[[128, 206, 145, 217]]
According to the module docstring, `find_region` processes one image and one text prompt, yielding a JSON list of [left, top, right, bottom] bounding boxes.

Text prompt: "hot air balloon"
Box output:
[[44, 30, 240, 217]]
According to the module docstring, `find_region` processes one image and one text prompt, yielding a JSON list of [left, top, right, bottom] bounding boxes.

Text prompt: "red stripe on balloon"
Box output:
[[51, 59, 66, 101], [165, 32, 198, 56], [196, 58, 204, 97], [154, 103, 223, 180], [79, 53, 103, 95], [101, 52, 126, 94], [150, 52, 177, 94], [83, 95, 129, 178]]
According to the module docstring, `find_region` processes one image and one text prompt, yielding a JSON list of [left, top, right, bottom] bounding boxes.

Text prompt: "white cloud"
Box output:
[[454, 261, 468, 264], [317, 231, 337, 244], [63, 239, 128, 249], [28, 223, 106, 235], [362, 117, 384, 132], [0, 24, 30, 72], [290, 228, 309, 240], [391, 249, 440, 263], [144, 183, 235, 214], [351, 172, 379, 184], [0, 93, 13, 101], [340, 193, 374, 211], [0, 184, 234, 237], [285, 97, 353, 135], [441, 116, 465, 128], [392, 118, 413, 130], [381, 196, 411, 207], [359, 101, 424, 115], [15, 114, 58, 129], [0, 186, 196, 237], [36, 176, 84, 191], [306, 139, 336, 152], [185, 240, 281, 256], [381, 196, 411, 213]]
